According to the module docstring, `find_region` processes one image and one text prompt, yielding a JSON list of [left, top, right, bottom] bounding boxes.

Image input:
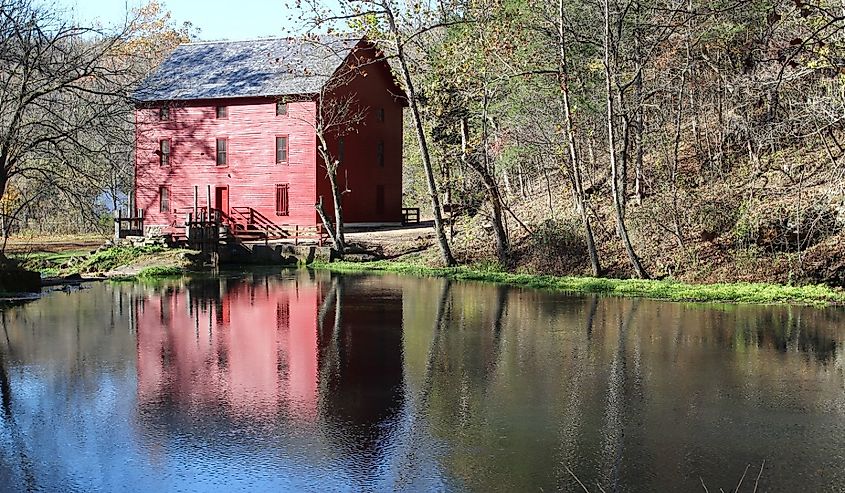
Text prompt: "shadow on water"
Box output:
[[0, 271, 843, 492], [0, 312, 36, 491], [316, 275, 405, 476]]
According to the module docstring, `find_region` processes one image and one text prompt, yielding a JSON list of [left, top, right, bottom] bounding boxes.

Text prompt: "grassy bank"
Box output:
[[12, 245, 202, 279], [10, 249, 91, 277], [313, 260, 845, 306]]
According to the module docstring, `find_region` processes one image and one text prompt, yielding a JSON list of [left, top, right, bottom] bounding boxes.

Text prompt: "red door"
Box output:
[[215, 186, 229, 220]]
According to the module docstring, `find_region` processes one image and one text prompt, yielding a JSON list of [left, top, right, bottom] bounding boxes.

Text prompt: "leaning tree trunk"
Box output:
[[385, 5, 457, 267], [316, 198, 343, 252], [326, 165, 346, 250], [316, 136, 346, 252], [603, 0, 649, 279], [559, 0, 601, 276], [461, 118, 508, 265]]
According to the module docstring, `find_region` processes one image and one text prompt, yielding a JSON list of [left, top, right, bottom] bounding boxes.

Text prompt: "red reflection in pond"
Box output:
[[136, 274, 323, 421]]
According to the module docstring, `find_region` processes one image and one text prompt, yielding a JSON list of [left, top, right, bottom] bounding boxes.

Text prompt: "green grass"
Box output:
[[312, 260, 845, 306], [73, 245, 168, 274], [137, 265, 184, 278], [10, 249, 90, 277], [107, 266, 184, 283], [11, 245, 175, 278]]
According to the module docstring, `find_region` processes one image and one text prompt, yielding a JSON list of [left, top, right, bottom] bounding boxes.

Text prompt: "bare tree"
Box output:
[[558, 0, 602, 276], [601, 0, 649, 278], [0, 0, 161, 250], [286, 37, 373, 252], [297, 0, 459, 266]]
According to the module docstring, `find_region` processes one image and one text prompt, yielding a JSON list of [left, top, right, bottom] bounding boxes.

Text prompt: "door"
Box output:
[[215, 186, 229, 220]]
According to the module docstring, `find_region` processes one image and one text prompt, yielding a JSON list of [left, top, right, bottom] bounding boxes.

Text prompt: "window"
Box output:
[[377, 140, 384, 167], [159, 140, 170, 166], [215, 106, 228, 119], [276, 101, 287, 116], [377, 107, 385, 122], [275, 136, 288, 163], [216, 138, 227, 166], [159, 187, 170, 213], [338, 137, 345, 164], [159, 107, 170, 121], [376, 185, 385, 213], [275, 184, 289, 216]]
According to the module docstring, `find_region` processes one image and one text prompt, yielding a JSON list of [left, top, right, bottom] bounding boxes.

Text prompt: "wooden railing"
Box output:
[[182, 208, 222, 252], [230, 206, 329, 246], [402, 207, 420, 225], [113, 209, 144, 239]]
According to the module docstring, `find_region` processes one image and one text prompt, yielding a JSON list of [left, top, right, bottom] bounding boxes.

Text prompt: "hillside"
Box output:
[[402, 141, 845, 287]]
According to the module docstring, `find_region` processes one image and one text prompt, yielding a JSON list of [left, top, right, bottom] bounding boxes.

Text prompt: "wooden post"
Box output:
[[206, 184, 212, 217], [114, 209, 121, 241]]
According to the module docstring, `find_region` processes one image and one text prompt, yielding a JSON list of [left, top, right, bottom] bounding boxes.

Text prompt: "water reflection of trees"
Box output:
[[397, 281, 845, 492], [0, 286, 138, 491], [0, 273, 843, 491], [316, 276, 405, 478]]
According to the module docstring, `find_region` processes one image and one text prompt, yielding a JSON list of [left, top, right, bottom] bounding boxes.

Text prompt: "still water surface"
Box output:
[[0, 269, 843, 492]]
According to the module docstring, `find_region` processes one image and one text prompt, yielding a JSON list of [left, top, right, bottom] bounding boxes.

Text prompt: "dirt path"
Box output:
[[5, 234, 106, 253], [344, 222, 435, 257]]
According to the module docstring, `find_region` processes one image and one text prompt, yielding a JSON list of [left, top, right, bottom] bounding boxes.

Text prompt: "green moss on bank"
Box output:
[[312, 260, 845, 306], [109, 265, 185, 283], [11, 249, 90, 277], [137, 265, 184, 278], [74, 246, 168, 273]]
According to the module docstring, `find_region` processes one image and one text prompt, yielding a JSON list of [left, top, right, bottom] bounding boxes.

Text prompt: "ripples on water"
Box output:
[[0, 269, 843, 492]]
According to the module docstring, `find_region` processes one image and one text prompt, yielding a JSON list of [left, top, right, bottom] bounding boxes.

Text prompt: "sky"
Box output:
[[55, 0, 316, 41]]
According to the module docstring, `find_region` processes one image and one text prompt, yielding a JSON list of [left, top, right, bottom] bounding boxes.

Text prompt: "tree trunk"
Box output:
[[316, 198, 343, 252], [385, 5, 456, 266], [461, 118, 508, 265], [559, 0, 601, 276], [316, 132, 346, 251], [633, 12, 645, 206], [603, 0, 649, 279], [326, 165, 346, 249]]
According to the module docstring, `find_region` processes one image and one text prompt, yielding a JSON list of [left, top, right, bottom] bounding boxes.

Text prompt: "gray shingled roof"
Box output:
[[134, 36, 363, 102]]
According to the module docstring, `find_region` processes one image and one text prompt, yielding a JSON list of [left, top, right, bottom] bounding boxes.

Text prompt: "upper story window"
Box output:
[[215, 106, 228, 119], [377, 107, 385, 122], [216, 138, 228, 166], [159, 186, 170, 213], [338, 137, 345, 164], [276, 101, 287, 116], [158, 107, 170, 121], [275, 136, 288, 163], [377, 140, 384, 167], [159, 140, 170, 166]]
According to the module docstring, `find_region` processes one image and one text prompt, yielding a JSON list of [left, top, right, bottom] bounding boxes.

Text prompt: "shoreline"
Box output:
[[311, 260, 845, 307]]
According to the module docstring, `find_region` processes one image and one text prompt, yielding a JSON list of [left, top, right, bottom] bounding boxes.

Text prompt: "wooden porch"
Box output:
[[179, 206, 329, 247]]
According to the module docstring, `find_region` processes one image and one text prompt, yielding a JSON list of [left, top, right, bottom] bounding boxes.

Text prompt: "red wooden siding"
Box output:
[[135, 41, 404, 236], [135, 97, 318, 234], [317, 44, 405, 225]]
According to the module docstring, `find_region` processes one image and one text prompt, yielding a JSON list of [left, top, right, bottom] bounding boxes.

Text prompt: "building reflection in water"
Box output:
[[135, 270, 404, 471]]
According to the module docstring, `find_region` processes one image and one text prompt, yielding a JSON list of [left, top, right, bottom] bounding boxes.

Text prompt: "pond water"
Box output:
[[0, 269, 843, 492]]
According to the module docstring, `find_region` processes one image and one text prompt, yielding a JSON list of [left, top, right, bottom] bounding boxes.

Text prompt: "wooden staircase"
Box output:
[[176, 206, 329, 247], [230, 223, 268, 241]]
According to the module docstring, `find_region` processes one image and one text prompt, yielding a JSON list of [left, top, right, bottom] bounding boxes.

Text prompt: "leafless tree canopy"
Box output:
[[0, 0, 190, 239]]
